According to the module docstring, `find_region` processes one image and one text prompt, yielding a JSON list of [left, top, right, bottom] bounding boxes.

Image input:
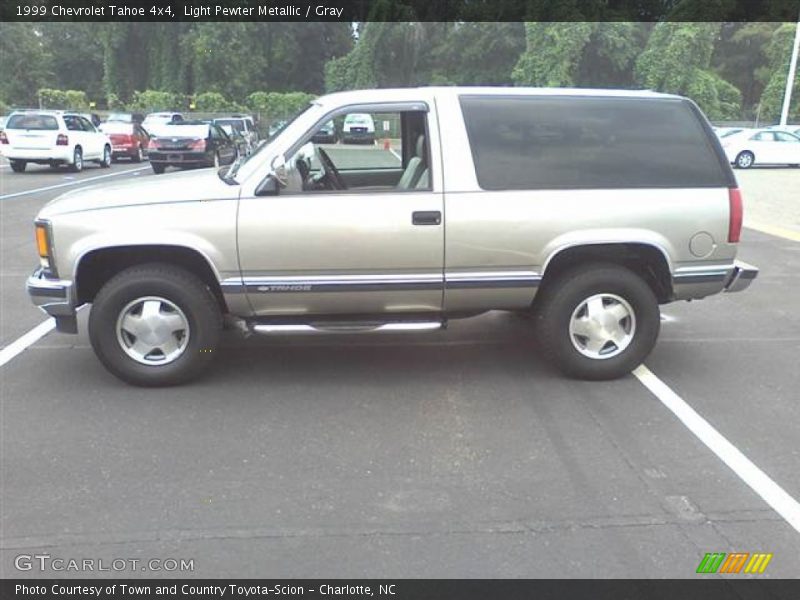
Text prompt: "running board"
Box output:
[[250, 321, 444, 335]]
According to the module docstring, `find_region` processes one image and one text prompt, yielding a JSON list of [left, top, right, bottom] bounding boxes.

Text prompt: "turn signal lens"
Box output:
[[35, 224, 50, 258]]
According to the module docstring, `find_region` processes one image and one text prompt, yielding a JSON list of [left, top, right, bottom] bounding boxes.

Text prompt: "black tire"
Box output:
[[735, 151, 754, 169], [151, 163, 166, 174], [534, 263, 660, 380], [100, 144, 112, 168], [70, 147, 83, 172], [88, 263, 222, 387], [9, 160, 26, 173]]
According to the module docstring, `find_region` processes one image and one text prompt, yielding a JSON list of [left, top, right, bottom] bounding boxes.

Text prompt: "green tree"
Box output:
[[577, 22, 649, 88], [0, 23, 51, 106], [512, 23, 594, 86], [712, 22, 780, 112], [422, 23, 525, 86], [757, 23, 800, 121], [39, 23, 104, 103], [635, 22, 742, 119]]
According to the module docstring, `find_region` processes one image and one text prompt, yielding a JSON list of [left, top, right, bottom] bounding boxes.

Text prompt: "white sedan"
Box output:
[[721, 128, 800, 169]]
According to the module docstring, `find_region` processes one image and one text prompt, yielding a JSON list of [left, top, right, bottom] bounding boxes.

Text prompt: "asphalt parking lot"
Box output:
[[1, 156, 799, 578]]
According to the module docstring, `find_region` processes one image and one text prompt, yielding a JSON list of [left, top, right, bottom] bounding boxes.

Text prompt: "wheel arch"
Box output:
[[538, 242, 674, 304], [75, 245, 228, 312]]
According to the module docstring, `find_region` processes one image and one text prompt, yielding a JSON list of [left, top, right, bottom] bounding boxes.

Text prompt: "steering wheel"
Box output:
[[316, 146, 347, 190]]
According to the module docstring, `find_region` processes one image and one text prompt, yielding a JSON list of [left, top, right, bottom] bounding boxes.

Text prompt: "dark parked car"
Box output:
[[98, 121, 150, 162], [147, 121, 237, 174], [311, 120, 337, 144]]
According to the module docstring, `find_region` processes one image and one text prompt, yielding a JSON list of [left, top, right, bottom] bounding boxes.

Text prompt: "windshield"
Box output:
[[7, 114, 59, 130], [222, 102, 318, 184], [345, 114, 371, 125], [214, 119, 244, 132], [154, 124, 209, 138]]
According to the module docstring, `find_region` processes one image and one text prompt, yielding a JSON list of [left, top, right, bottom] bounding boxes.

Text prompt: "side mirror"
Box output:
[[255, 175, 279, 196], [271, 155, 288, 187]]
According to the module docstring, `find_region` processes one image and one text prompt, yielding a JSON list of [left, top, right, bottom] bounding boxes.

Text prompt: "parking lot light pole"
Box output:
[[779, 17, 800, 126]]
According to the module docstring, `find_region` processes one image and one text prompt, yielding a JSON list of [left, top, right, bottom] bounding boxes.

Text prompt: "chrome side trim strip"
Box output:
[[252, 321, 444, 335], [222, 271, 542, 294], [446, 271, 541, 289]]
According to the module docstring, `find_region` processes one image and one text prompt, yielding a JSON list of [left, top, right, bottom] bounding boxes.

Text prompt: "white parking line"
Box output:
[[0, 319, 56, 368], [0, 166, 150, 200], [634, 364, 800, 534], [389, 148, 402, 161]]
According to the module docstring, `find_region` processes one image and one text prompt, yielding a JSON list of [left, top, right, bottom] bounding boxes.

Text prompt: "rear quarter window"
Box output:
[[459, 95, 732, 190], [7, 114, 59, 130]]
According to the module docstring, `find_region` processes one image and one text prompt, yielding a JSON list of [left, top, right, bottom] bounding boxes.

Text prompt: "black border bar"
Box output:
[[2, 0, 800, 22], [4, 579, 800, 600]]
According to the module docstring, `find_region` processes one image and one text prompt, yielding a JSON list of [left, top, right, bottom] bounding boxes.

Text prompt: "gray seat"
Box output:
[[415, 168, 430, 189], [396, 135, 426, 190]]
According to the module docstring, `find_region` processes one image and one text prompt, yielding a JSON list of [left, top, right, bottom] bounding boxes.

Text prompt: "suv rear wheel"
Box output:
[[70, 147, 83, 172], [534, 263, 660, 380], [9, 160, 26, 173], [88, 263, 222, 386], [99, 145, 112, 168]]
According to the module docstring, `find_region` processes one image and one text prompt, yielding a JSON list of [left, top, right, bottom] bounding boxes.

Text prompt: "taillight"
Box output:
[[56, 134, 68, 146], [190, 139, 206, 151], [149, 137, 160, 149], [728, 188, 743, 243], [0, 131, 8, 144]]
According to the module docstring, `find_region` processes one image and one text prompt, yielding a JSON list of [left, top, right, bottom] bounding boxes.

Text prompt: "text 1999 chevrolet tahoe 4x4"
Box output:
[[27, 87, 758, 386]]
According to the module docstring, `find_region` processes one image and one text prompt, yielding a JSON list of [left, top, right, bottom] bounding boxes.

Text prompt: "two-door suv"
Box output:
[[27, 87, 758, 386]]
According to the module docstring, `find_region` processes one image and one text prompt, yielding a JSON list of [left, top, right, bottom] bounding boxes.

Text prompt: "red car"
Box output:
[[98, 121, 150, 162]]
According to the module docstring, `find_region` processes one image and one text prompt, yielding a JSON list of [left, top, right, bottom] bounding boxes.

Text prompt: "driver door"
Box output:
[[236, 103, 444, 317]]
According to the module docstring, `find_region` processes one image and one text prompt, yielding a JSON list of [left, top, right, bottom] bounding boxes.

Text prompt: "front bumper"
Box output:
[[26, 268, 78, 332], [723, 260, 759, 293]]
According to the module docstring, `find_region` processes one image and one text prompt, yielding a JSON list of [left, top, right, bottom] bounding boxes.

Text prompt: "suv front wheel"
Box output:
[[534, 263, 660, 380], [88, 263, 222, 386]]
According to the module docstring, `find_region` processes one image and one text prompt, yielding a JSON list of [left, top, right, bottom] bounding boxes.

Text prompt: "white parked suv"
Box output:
[[0, 110, 111, 173]]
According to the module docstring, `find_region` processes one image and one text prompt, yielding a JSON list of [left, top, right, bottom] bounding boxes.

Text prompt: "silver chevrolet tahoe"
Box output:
[[27, 87, 758, 386]]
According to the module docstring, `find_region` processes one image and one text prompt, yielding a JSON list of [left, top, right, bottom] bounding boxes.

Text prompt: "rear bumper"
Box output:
[[672, 260, 758, 300], [149, 150, 210, 165], [111, 145, 138, 157], [26, 268, 78, 332], [723, 260, 759, 293], [1, 147, 73, 162], [342, 132, 374, 144]]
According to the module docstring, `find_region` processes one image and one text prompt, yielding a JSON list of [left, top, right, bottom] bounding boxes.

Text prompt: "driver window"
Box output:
[[287, 109, 431, 194]]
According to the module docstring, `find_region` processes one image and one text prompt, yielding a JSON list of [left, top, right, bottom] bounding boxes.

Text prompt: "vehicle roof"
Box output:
[[145, 112, 183, 117], [7, 110, 90, 119], [315, 86, 686, 108], [8, 109, 71, 116]]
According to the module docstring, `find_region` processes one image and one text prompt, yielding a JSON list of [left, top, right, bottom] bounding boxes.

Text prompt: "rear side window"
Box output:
[[459, 95, 730, 190], [7, 114, 59, 130]]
